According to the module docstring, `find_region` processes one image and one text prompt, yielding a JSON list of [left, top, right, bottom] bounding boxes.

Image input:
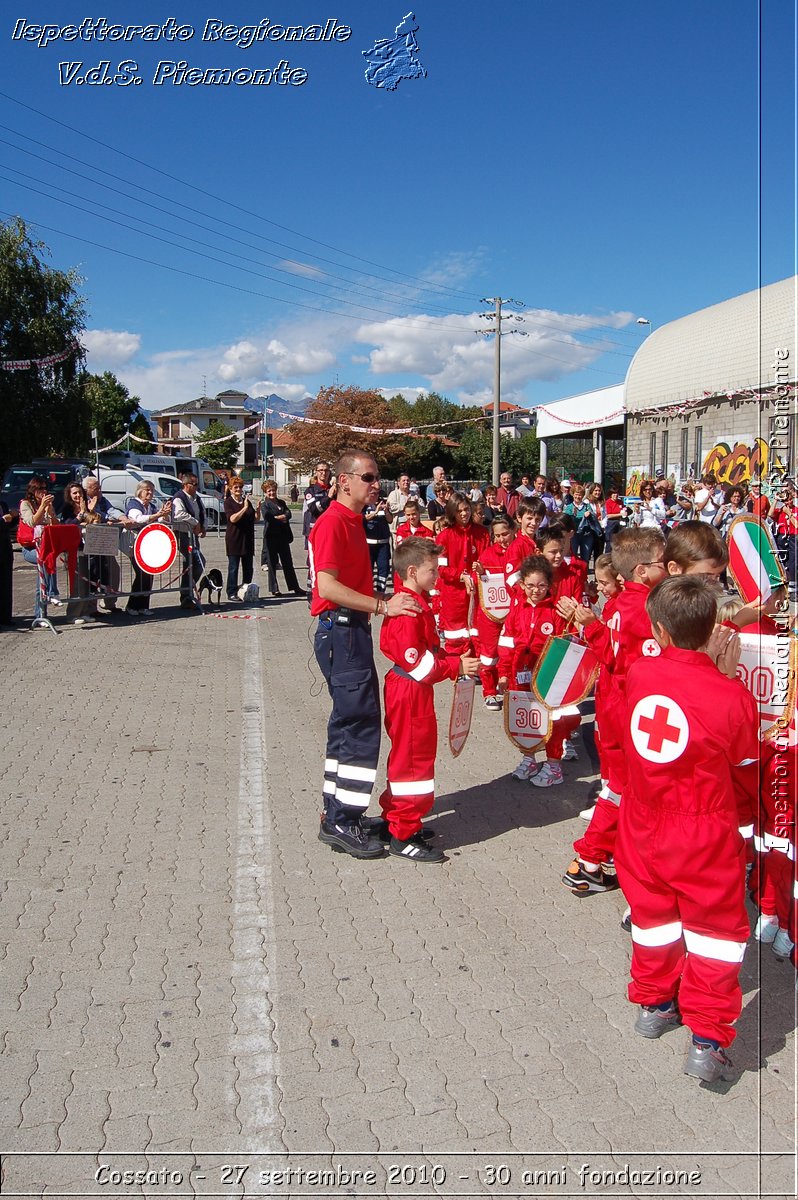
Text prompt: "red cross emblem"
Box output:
[[630, 694, 689, 763], [641, 638, 661, 657]]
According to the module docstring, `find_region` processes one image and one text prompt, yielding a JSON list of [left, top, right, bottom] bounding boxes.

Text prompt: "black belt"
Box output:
[[319, 607, 369, 628]]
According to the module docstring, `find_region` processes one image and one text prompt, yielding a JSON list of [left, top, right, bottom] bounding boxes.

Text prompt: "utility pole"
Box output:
[[476, 297, 526, 485]]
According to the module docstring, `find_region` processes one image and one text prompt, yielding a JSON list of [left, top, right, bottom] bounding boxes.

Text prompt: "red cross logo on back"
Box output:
[[630, 694, 689, 763]]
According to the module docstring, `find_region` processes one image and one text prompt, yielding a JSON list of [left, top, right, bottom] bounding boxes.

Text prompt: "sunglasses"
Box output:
[[348, 471, 380, 484]]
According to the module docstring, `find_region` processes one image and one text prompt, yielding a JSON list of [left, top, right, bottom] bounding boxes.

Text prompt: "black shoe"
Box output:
[[362, 817, 435, 844], [318, 819, 385, 859], [389, 835, 446, 864]]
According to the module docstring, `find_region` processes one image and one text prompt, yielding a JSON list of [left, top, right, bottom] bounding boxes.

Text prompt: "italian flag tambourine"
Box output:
[[532, 635, 600, 709], [727, 514, 786, 605]]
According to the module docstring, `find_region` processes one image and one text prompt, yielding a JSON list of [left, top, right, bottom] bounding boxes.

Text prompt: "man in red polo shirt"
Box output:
[[310, 449, 419, 858]]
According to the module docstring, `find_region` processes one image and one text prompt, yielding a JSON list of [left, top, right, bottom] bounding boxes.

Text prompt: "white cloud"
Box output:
[[353, 308, 633, 403], [276, 259, 327, 280], [82, 328, 141, 366], [217, 335, 336, 383]]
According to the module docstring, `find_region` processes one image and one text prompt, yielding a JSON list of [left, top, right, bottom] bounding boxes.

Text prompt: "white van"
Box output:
[[97, 450, 179, 475], [92, 468, 223, 529]]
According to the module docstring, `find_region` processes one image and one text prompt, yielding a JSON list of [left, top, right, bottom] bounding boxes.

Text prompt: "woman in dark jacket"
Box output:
[[258, 479, 303, 596], [224, 477, 256, 601]]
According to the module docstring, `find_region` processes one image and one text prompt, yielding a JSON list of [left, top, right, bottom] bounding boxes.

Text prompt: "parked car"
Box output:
[[1, 459, 91, 530]]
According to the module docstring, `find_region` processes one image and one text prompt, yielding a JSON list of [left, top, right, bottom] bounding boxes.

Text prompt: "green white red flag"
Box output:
[[532, 635, 600, 709], [727, 515, 786, 605]]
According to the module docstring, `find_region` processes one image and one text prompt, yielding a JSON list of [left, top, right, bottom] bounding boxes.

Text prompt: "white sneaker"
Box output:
[[754, 914, 779, 943], [530, 761, 564, 788], [772, 929, 794, 960], [48, 596, 63, 607], [562, 741, 578, 761], [579, 804, 596, 821], [512, 756, 540, 781], [484, 695, 503, 710]]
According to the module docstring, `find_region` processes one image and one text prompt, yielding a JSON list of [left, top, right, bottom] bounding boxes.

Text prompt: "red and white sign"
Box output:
[[736, 632, 797, 742], [448, 675, 476, 757], [133, 523, 178, 576], [477, 572, 512, 623], [503, 690, 552, 754], [630, 695, 689, 764]]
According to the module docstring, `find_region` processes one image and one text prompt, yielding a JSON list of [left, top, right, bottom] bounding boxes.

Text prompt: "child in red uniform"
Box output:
[[561, 527, 668, 895], [436, 494, 489, 657], [392, 499, 434, 593], [507, 498, 546, 586], [472, 515, 516, 710], [549, 516, 590, 600], [497, 555, 574, 786], [615, 576, 760, 1083], [536, 526, 586, 605], [753, 711, 797, 965], [379, 539, 479, 863], [558, 553, 624, 816]]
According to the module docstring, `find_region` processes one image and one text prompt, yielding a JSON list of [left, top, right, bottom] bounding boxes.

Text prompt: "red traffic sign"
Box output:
[[133, 523, 178, 576]]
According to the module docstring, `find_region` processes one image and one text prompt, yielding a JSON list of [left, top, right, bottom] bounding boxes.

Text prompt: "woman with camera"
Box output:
[[18, 476, 61, 614]]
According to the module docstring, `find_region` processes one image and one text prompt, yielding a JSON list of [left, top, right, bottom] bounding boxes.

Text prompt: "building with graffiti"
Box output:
[[624, 276, 796, 494]]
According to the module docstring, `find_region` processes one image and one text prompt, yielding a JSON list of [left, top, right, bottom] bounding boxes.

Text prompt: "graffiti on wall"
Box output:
[[702, 437, 784, 486]]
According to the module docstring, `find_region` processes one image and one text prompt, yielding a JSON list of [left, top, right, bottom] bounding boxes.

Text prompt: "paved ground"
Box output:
[[0, 540, 795, 1198]]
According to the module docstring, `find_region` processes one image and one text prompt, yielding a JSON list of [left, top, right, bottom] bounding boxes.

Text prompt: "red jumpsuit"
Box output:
[[615, 646, 759, 1046], [392, 520, 434, 593], [551, 557, 588, 605], [507, 532, 537, 587], [473, 540, 517, 699], [498, 596, 577, 759], [573, 581, 659, 868], [580, 593, 622, 789], [378, 588, 460, 840], [436, 522, 489, 656]]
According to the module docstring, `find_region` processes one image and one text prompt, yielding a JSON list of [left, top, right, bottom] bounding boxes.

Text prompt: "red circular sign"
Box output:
[[133, 523, 178, 576]]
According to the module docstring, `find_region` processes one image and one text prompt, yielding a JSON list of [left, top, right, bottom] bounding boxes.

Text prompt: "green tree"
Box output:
[[196, 419, 240, 471], [82, 370, 146, 448], [382, 392, 484, 478], [0, 216, 88, 468]]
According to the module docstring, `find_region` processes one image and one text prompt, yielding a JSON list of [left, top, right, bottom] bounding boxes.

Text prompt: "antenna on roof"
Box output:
[[202, 375, 207, 397]]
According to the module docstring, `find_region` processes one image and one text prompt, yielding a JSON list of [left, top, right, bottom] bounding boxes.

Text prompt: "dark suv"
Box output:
[[1, 459, 91, 528]]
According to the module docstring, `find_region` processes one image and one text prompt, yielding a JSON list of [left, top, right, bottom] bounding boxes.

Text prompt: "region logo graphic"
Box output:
[[362, 11, 427, 90]]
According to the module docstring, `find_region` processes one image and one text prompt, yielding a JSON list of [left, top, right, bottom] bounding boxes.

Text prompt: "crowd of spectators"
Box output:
[[3, 464, 796, 625]]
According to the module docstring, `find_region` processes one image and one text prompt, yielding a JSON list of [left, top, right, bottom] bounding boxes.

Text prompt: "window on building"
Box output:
[[661, 431, 668, 477], [681, 427, 689, 478], [648, 434, 656, 479], [694, 427, 703, 477]]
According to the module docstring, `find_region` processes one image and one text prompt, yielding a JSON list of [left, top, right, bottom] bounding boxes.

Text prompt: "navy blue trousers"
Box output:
[[314, 613, 381, 827]]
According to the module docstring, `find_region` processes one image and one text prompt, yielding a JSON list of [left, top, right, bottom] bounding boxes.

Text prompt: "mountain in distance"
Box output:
[[246, 392, 312, 428]]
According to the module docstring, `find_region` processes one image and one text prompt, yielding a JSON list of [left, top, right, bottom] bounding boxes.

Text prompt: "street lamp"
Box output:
[[636, 317, 653, 334]]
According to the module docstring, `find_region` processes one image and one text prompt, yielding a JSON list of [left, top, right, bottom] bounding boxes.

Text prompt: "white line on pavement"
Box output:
[[232, 618, 282, 1147]]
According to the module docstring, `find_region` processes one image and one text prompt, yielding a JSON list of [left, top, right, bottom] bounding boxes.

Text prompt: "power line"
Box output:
[[0, 91, 485, 303]]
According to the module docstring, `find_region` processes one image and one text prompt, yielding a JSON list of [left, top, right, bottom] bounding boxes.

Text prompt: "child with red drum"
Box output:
[[614, 576, 759, 1083], [472, 514, 516, 711], [435, 493, 489, 657], [378, 538, 479, 863], [498, 555, 575, 787]]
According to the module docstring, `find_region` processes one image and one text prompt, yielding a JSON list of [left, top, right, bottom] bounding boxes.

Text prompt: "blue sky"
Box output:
[[1, 1, 794, 415]]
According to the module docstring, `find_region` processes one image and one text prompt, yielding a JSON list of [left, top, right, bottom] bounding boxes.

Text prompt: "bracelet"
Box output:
[[374, 597, 380, 616]]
